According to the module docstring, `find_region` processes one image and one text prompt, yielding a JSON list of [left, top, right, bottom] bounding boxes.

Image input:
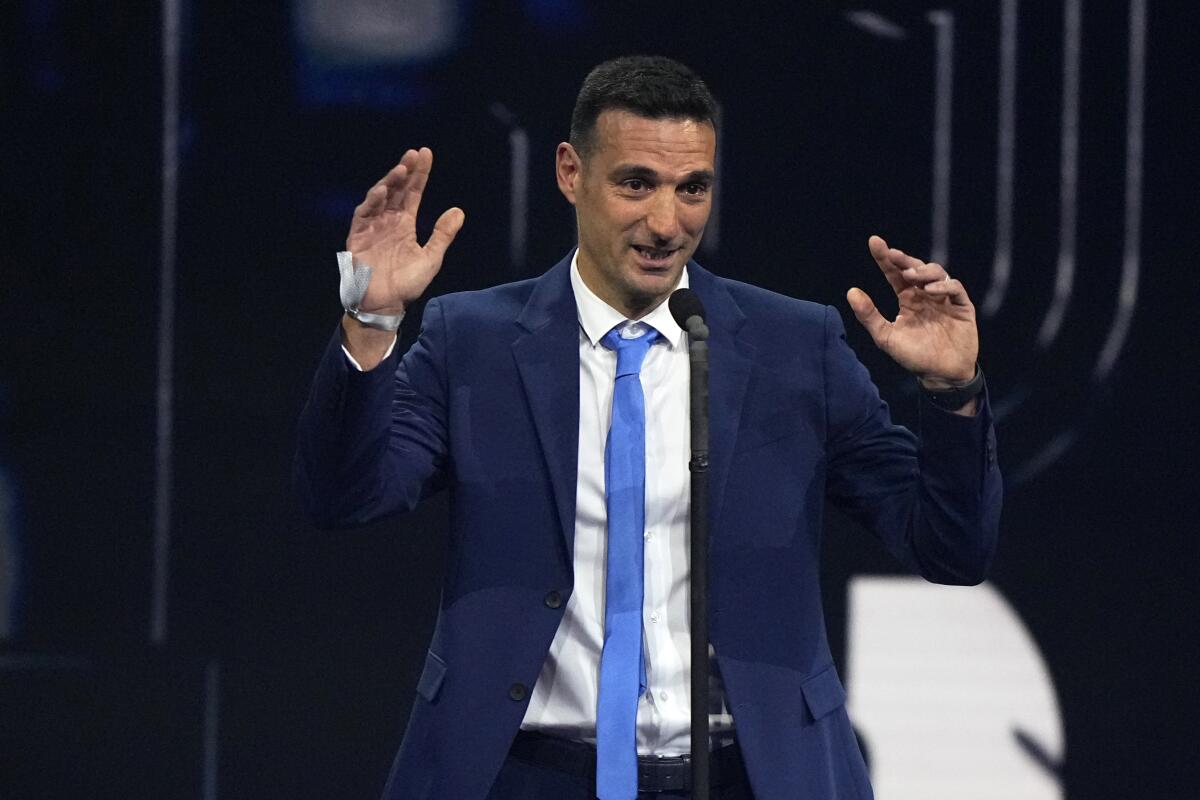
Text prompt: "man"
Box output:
[[296, 56, 1001, 800]]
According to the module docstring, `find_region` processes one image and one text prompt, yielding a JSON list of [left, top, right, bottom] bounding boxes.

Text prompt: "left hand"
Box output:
[[846, 235, 978, 386]]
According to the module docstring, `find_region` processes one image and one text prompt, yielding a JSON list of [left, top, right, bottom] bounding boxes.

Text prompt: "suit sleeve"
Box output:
[[294, 299, 451, 529], [821, 305, 1002, 585]]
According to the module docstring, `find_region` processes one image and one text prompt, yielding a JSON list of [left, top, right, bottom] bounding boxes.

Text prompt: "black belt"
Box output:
[[509, 729, 748, 793]]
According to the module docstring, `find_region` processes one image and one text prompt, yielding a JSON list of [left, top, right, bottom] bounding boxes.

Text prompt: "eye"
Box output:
[[681, 182, 710, 197], [623, 178, 649, 192]]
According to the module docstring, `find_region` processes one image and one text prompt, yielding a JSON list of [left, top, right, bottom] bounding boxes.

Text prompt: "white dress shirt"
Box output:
[[520, 252, 732, 755], [342, 252, 732, 754]]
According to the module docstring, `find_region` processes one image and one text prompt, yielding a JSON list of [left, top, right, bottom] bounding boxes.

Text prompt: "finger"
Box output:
[[379, 156, 411, 186], [886, 247, 927, 273], [400, 147, 434, 216], [378, 159, 410, 191], [351, 184, 389, 227], [846, 287, 891, 346], [868, 234, 889, 259], [383, 150, 420, 211], [868, 235, 910, 296], [921, 277, 974, 307], [424, 206, 466, 262], [900, 261, 952, 286]]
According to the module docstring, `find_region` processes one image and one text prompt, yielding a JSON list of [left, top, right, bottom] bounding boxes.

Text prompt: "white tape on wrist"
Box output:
[[337, 251, 404, 331]]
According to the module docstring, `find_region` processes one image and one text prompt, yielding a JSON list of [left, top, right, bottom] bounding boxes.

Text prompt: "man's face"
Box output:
[[556, 110, 716, 319]]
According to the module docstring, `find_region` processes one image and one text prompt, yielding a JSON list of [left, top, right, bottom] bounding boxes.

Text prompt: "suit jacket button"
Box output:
[[544, 591, 563, 609], [508, 683, 528, 702]]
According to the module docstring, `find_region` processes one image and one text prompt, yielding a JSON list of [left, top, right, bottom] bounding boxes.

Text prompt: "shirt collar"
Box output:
[[569, 249, 688, 350]]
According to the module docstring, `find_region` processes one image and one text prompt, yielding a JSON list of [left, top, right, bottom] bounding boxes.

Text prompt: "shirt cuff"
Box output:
[[342, 338, 397, 372]]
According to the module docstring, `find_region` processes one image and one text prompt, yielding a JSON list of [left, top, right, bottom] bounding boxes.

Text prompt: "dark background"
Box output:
[[3, 1, 1197, 798]]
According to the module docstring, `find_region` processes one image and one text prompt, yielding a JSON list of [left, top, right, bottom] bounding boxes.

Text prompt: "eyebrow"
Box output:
[[609, 164, 716, 185]]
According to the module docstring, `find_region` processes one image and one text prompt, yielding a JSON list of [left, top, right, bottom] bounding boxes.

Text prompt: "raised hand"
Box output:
[[846, 235, 978, 386], [346, 147, 465, 316]]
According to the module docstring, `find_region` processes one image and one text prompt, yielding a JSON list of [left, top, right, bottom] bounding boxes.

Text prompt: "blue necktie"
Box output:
[[597, 323, 659, 800]]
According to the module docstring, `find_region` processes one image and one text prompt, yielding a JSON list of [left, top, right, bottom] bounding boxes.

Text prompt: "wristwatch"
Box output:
[[919, 365, 986, 411]]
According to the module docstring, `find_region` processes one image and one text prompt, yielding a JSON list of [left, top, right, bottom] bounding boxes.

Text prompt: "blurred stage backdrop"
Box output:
[[3, 1, 1197, 798]]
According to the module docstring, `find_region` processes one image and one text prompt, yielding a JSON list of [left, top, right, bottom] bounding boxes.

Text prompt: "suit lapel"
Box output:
[[688, 264, 754, 536], [512, 256, 581, 563], [508, 258, 751, 561]]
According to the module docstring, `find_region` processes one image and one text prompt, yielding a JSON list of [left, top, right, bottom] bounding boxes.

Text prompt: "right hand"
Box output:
[[346, 147, 465, 316]]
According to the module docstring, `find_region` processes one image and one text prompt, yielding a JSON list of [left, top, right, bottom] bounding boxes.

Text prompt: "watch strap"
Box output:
[[919, 365, 986, 411]]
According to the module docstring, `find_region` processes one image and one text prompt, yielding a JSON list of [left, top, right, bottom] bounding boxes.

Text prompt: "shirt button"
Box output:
[[644, 530, 652, 541], [649, 612, 659, 623], [508, 683, 528, 702], [659, 691, 668, 702], [544, 591, 563, 609]]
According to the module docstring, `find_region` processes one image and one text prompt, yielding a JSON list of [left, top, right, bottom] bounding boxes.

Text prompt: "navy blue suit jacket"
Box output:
[[295, 253, 1002, 799]]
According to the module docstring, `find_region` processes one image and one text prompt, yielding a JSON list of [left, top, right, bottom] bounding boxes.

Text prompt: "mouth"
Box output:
[[631, 244, 680, 269]]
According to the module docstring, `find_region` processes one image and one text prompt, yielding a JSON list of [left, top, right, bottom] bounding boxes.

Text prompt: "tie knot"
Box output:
[[602, 324, 659, 377]]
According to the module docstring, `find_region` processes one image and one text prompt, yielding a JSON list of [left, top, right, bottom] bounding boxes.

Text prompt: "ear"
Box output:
[[556, 142, 582, 205]]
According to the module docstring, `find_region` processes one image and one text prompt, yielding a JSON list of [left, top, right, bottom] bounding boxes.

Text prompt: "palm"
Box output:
[[847, 236, 978, 384], [345, 147, 464, 315], [347, 205, 438, 311]]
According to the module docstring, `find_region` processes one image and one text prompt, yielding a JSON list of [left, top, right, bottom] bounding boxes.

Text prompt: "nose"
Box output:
[[644, 190, 681, 243]]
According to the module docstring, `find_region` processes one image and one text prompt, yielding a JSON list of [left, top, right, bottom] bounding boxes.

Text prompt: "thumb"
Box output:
[[846, 287, 889, 346], [425, 207, 465, 262]]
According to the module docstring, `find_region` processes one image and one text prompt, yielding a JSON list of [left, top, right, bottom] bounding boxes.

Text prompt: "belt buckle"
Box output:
[[637, 753, 691, 792]]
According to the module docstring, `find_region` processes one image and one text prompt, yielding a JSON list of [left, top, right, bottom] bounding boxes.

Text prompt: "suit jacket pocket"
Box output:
[[416, 649, 448, 703], [800, 663, 847, 722]]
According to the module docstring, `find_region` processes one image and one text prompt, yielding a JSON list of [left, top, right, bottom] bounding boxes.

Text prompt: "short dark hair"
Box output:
[[569, 56, 719, 155]]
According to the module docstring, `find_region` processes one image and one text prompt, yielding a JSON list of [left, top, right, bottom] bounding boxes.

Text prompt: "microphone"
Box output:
[[669, 289, 709, 341], [669, 286, 712, 795]]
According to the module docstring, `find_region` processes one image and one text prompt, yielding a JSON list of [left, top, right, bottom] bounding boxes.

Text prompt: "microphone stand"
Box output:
[[685, 315, 711, 800]]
